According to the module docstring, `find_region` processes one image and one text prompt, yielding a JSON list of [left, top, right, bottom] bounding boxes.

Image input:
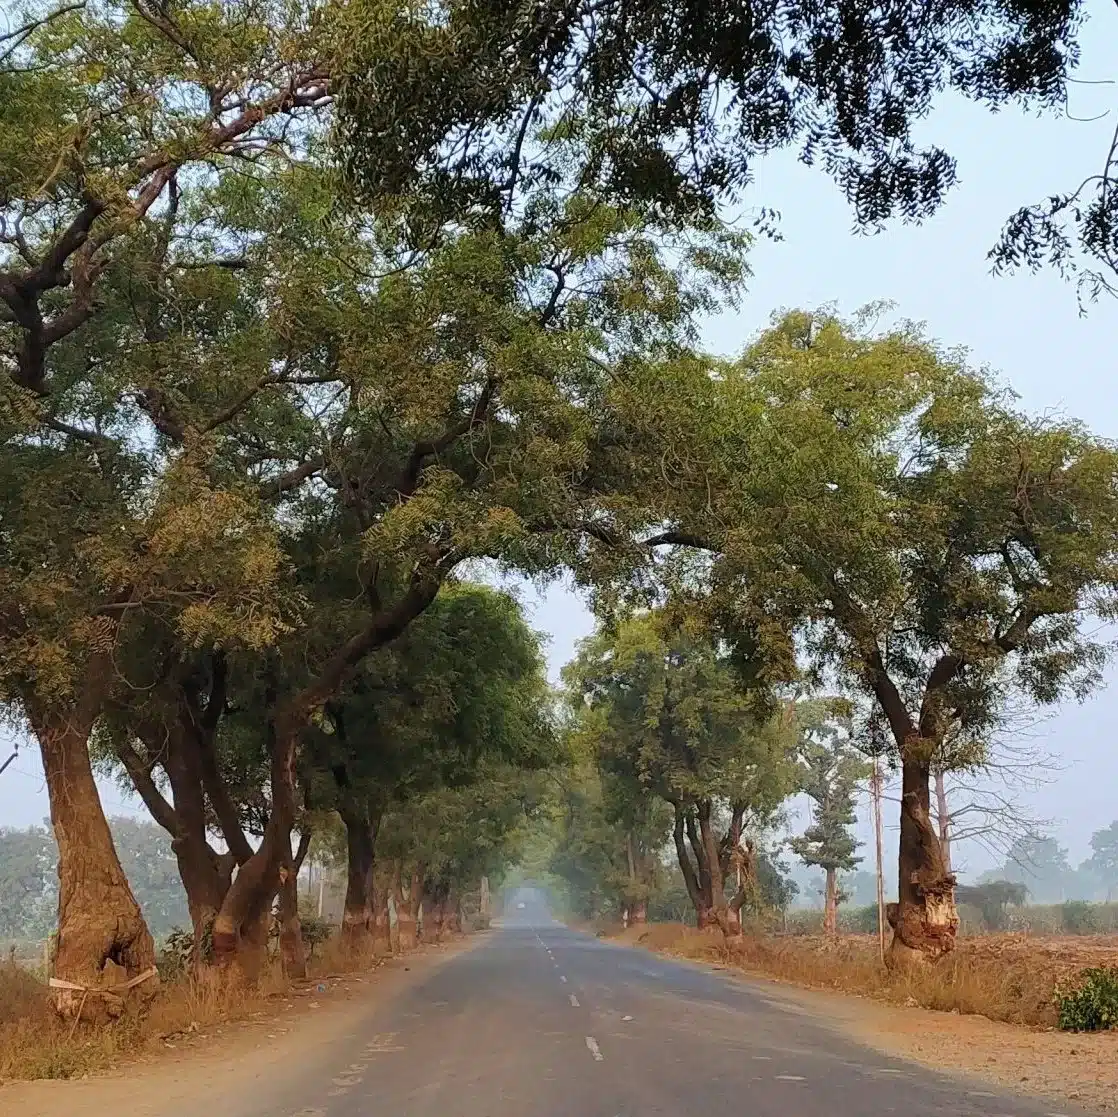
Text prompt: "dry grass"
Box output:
[[0, 929, 436, 1083], [614, 924, 1118, 1029]]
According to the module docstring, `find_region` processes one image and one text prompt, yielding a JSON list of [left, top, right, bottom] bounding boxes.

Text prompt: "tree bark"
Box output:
[[887, 755, 958, 965], [697, 800, 740, 941], [34, 707, 158, 1020], [392, 863, 419, 947], [278, 838, 308, 980], [823, 867, 838, 936], [120, 717, 235, 963], [479, 875, 491, 927], [672, 806, 706, 925], [340, 800, 376, 942], [212, 718, 299, 972]]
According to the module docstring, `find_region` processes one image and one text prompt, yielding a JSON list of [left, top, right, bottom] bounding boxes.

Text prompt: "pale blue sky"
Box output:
[[3, 0, 1117, 878]]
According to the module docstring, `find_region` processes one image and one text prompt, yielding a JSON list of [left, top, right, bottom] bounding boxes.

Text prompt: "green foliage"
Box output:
[[789, 705, 870, 878], [157, 927, 197, 980], [565, 611, 796, 819], [0, 824, 56, 939], [1086, 822, 1118, 900], [0, 818, 189, 940], [1060, 900, 1100, 935], [294, 904, 333, 955], [644, 310, 1118, 773], [750, 849, 800, 917], [331, 0, 1082, 231], [1056, 967, 1118, 1032]]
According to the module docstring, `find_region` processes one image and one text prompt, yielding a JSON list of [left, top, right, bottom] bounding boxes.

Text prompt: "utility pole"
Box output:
[[871, 757, 887, 964]]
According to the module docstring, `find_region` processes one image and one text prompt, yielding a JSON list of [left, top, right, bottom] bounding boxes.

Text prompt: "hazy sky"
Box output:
[[3, 1, 1117, 879]]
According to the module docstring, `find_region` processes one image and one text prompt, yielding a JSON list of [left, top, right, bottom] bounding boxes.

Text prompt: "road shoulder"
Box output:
[[1, 933, 487, 1117], [611, 929, 1118, 1114]]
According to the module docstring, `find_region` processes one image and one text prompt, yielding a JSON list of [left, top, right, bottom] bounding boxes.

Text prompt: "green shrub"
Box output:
[[839, 905, 879, 933], [1060, 900, 1100, 934], [158, 926, 195, 979], [1056, 966, 1118, 1031], [300, 914, 332, 955]]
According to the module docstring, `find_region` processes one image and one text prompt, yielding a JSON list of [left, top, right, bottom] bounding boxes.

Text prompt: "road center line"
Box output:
[[585, 1036, 603, 1061]]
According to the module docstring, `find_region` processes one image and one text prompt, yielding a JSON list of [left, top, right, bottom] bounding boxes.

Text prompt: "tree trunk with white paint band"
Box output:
[[33, 701, 158, 1021]]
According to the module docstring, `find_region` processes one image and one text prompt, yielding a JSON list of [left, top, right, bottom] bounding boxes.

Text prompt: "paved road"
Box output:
[[243, 919, 1085, 1117]]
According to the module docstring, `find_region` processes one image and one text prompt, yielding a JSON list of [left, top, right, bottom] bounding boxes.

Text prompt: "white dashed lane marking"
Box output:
[[569, 994, 580, 1007], [585, 1036, 604, 1061], [560, 975, 567, 983], [774, 1075, 806, 1082]]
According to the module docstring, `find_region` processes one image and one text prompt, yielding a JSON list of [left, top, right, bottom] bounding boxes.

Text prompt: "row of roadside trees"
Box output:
[[3, 0, 1118, 1024]]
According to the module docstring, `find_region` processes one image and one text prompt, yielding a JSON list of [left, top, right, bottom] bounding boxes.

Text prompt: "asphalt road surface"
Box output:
[[223, 907, 1087, 1117]]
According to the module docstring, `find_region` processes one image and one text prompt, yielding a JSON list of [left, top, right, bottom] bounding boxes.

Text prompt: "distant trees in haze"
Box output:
[[0, 819, 189, 942]]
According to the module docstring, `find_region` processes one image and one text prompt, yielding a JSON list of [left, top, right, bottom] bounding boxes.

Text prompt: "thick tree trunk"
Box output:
[[428, 899, 444, 940], [122, 718, 234, 965], [698, 801, 740, 942], [213, 720, 299, 973], [673, 806, 711, 928], [392, 865, 418, 948], [479, 875, 491, 928], [278, 853, 307, 980], [340, 804, 376, 942], [373, 886, 391, 950], [823, 867, 838, 936], [174, 838, 234, 960], [887, 756, 958, 966], [34, 709, 158, 1020]]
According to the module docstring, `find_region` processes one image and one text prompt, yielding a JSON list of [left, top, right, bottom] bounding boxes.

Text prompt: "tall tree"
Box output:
[[548, 718, 671, 924], [789, 707, 870, 936], [0, 0, 340, 1011], [620, 310, 1118, 964], [566, 612, 798, 939], [304, 583, 554, 947], [1084, 822, 1118, 902], [980, 834, 1077, 904]]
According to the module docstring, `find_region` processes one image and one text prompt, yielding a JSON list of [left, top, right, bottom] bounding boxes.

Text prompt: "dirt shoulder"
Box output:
[[0, 934, 485, 1117], [740, 970, 1118, 1114], [613, 926, 1118, 1114]]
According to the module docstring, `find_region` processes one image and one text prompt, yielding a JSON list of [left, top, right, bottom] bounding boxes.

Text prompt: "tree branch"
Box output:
[[258, 455, 326, 499], [117, 737, 181, 837], [282, 567, 445, 725], [396, 378, 495, 498], [918, 653, 964, 739]]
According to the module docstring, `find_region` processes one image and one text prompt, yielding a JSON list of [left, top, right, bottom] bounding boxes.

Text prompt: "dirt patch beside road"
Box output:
[[0, 934, 484, 1117], [782, 978, 1118, 1114]]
